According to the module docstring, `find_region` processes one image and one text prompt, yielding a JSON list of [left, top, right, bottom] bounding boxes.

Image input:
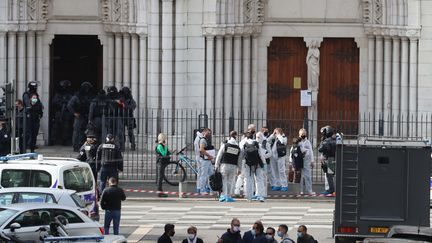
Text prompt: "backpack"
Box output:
[[276, 139, 287, 157], [291, 143, 304, 170], [244, 141, 261, 167], [209, 171, 223, 192]]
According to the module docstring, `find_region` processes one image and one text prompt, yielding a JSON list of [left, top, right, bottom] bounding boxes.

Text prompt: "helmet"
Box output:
[[59, 80, 71, 88], [28, 81, 38, 90], [106, 134, 115, 143], [86, 133, 97, 139], [120, 86, 131, 95], [320, 125, 334, 138], [107, 86, 118, 95], [80, 82, 93, 93]]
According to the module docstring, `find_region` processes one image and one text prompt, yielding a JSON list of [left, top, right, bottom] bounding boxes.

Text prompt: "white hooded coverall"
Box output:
[[269, 134, 288, 188], [215, 138, 242, 197], [241, 138, 267, 199], [299, 138, 315, 194]]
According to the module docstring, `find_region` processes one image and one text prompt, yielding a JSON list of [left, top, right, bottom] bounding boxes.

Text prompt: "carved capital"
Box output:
[[304, 38, 323, 48]]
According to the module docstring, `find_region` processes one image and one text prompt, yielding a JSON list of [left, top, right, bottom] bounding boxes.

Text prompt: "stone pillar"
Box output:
[[41, 35, 53, 144], [161, 0, 173, 111], [131, 34, 139, 108], [175, 0, 186, 110], [367, 36, 375, 120], [115, 34, 123, 89], [148, 0, 160, 109], [0, 32, 6, 86], [27, 31, 36, 82], [224, 36, 233, 113], [233, 36, 242, 113], [251, 36, 258, 112], [107, 34, 115, 87], [374, 37, 384, 133], [36, 32, 43, 83], [391, 38, 400, 136], [205, 36, 215, 112], [215, 36, 224, 113], [400, 38, 409, 136], [409, 38, 418, 135], [17, 32, 26, 97], [101, 36, 108, 86], [7, 32, 17, 91], [138, 35, 148, 111], [242, 36, 251, 117], [122, 34, 131, 88], [383, 37, 392, 134]]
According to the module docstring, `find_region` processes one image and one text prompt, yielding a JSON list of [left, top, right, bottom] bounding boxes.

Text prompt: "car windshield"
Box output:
[[1, 170, 51, 188], [63, 167, 93, 192], [0, 208, 17, 226], [70, 193, 87, 208]]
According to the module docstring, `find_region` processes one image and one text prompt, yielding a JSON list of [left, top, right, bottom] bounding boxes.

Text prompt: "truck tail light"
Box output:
[[338, 226, 357, 234]]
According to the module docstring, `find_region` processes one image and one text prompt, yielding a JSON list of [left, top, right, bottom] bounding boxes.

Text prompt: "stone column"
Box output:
[[175, 0, 186, 109], [41, 35, 53, 144], [7, 32, 17, 92], [131, 34, 139, 109], [123, 34, 131, 88], [233, 35, 242, 113], [27, 31, 36, 82], [251, 35, 258, 112], [115, 34, 123, 88], [224, 36, 233, 113], [0, 32, 6, 85], [17, 32, 26, 97], [138, 34, 148, 111], [383, 37, 392, 134], [400, 38, 409, 136], [36, 32, 43, 82], [101, 36, 108, 86], [107, 34, 115, 87], [161, 0, 173, 111], [242, 36, 251, 117], [409, 38, 418, 135], [367, 36, 375, 121], [391, 38, 400, 136], [205, 36, 215, 112], [148, 0, 160, 109], [215, 36, 224, 113], [374, 37, 384, 134]]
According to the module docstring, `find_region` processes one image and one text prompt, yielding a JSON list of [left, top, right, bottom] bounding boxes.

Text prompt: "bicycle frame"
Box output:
[[177, 152, 198, 175]]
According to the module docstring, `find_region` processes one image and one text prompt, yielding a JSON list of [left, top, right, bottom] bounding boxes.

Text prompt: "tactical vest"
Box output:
[[100, 143, 118, 166], [84, 143, 98, 164], [221, 143, 240, 165]]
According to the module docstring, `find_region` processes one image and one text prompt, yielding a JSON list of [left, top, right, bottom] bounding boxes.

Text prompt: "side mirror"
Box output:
[[9, 223, 21, 232]]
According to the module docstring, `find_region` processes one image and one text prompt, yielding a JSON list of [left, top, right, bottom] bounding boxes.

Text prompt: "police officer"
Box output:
[[52, 80, 73, 145], [106, 86, 125, 151], [119, 87, 136, 150], [15, 100, 25, 153], [215, 131, 242, 202], [77, 132, 100, 180], [318, 125, 336, 195], [89, 89, 109, 142], [68, 82, 93, 151], [0, 117, 11, 156], [23, 81, 39, 108], [26, 93, 43, 152], [198, 128, 215, 194], [97, 134, 123, 193]]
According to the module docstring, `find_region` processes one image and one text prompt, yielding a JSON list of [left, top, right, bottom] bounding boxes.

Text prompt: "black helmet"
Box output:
[[106, 134, 115, 143], [320, 125, 334, 138], [86, 133, 97, 139], [28, 81, 38, 90], [107, 86, 118, 95], [59, 80, 71, 88], [80, 82, 93, 93], [120, 86, 131, 95]]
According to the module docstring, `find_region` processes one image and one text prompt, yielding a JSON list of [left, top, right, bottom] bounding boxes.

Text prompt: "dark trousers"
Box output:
[[72, 116, 86, 151], [156, 158, 169, 191], [26, 118, 40, 152], [100, 167, 118, 193], [104, 209, 121, 235]]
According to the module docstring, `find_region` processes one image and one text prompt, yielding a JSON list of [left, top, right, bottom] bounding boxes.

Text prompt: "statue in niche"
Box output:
[[306, 40, 320, 90]]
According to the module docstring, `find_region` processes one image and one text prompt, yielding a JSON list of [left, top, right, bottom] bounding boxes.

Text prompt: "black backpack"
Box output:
[[276, 139, 287, 157], [209, 171, 223, 192], [291, 143, 304, 170], [244, 141, 261, 167]]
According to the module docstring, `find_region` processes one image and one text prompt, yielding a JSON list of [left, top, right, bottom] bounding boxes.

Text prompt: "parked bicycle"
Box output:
[[162, 145, 199, 186]]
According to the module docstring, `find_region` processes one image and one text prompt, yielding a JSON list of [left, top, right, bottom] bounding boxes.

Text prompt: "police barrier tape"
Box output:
[[122, 188, 335, 198]]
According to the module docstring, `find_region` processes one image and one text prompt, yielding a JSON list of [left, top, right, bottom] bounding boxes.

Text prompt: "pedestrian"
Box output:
[[268, 128, 288, 192], [198, 128, 215, 195], [51, 80, 73, 145], [68, 82, 94, 151], [318, 125, 336, 196], [15, 99, 25, 154], [297, 128, 315, 195], [234, 124, 256, 197], [296, 225, 316, 243], [96, 133, 123, 193], [250, 221, 267, 243], [100, 177, 126, 235], [218, 218, 243, 243], [265, 227, 278, 243], [158, 223, 175, 243], [155, 133, 171, 197], [106, 86, 125, 151], [215, 130, 242, 202], [0, 117, 11, 156], [243, 221, 262, 243], [241, 131, 267, 202], [181, 226, 204, 243], [120, 87, 137, 150], [77, 132, 100, 180], [88, 89, 109, 142], [255, 131, 271, 198], [277, 224, 295, 243], [25, 93, 43, 152], [193, 129, 204, 193], [22, 81, 39, 108]]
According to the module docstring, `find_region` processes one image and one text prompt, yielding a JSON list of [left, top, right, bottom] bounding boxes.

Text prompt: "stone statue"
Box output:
[[306, 40, 320, 90]]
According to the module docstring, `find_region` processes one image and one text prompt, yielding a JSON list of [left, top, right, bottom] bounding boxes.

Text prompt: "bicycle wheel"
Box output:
[[163, 161, 187, 186]]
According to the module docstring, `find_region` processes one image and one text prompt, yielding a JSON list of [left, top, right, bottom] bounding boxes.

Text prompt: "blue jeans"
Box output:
[[104, 209, 121, 235]]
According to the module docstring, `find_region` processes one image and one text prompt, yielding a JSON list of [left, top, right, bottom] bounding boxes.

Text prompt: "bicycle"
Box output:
[[163, 145, 199, 186]]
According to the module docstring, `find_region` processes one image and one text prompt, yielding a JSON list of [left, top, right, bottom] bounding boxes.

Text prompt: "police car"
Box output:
[[0, 153, 98, 220]]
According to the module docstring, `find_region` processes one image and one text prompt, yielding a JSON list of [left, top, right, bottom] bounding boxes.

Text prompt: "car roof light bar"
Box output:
[[0, 153, 38, 162]]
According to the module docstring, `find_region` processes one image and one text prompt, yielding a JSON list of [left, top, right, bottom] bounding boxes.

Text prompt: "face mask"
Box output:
[[265, 235, 273, 240], [263, 131, 269, 137], [277, 231, 284, 237], [297, 232, 303, 238], [188, 234, 195, 240], [232, 226, 240, 233], [31, 98, 38, 105], [301, 135, 307, 139], [251, 229, 256, 236]]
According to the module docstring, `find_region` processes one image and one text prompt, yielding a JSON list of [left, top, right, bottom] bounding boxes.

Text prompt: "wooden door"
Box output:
[[267, 37, 308, 139], [318, 38, 359, 135]]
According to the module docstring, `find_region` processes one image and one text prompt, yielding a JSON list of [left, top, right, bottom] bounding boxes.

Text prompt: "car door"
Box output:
[[3, 209, 51, 243], [0, 193, 14, 205], [49, 208, 100, 236]]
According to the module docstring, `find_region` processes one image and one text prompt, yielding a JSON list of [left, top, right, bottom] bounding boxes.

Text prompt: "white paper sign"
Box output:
[[300, 90, 312, 107]]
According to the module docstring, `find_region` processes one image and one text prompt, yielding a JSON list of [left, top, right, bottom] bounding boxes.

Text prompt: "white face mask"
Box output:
[[232, 226, 240, 233], [188, 234, 195, 240], [265, 235, 273, 240]]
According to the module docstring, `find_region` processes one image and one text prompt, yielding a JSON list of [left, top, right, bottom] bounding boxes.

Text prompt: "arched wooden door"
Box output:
[[267, 37, 308, 139], [318, 38, 359, 135]]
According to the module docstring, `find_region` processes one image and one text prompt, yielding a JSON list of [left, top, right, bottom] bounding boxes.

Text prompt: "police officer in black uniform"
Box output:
[[52, 80, 73, 145], [67, 82, 94, 151], [15, 100, 25, 154], [106, 86, 125, 151], [22, 81, 39, 108], [77, 132, 100, 180], [318, 125, 336, 195], [89, 89, 109, 142], [0, 117, 11, 156], [25, 92, 43, 153], [97, 134, 123, 193], [119, 87, 137, 150]]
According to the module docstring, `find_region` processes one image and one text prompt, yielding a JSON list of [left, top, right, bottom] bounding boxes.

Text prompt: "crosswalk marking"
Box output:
[[126, 225, 153, 243]]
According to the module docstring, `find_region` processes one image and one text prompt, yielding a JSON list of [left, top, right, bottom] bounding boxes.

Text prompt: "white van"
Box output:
[[0, 154, 98, 220]]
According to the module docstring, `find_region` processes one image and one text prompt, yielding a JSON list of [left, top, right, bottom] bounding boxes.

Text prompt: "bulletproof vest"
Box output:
[[92, 98, 108, 118], [84, 143, 98, 164], [221, 143, 240, 165], [244, 141, 261, 167], [100, 143, 118, 166], [322, 137, 336, 158]]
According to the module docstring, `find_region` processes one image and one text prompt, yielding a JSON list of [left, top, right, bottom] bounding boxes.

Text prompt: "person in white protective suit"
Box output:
[[241, 131, 267, 202], [198, 128, 215, 194], [297, 128, 315, 195], [268, 128, 288, 192], [256, 131, 272, 198], [215, 131, 242, 202], [234, 124, 256, 197], [193, 129, 204, 193], [260, 127, 274, 191]]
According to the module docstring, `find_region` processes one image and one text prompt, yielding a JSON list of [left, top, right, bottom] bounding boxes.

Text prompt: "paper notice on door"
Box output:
[[300, 90, 312, 107], [293, 77, 301, 89]]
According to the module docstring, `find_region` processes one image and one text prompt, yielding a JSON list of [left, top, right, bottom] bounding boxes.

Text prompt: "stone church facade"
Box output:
[[0, 0, 429, 143]]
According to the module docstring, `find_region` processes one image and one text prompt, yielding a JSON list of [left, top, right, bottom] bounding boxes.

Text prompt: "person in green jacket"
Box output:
[[156, 133, 170, 197]]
